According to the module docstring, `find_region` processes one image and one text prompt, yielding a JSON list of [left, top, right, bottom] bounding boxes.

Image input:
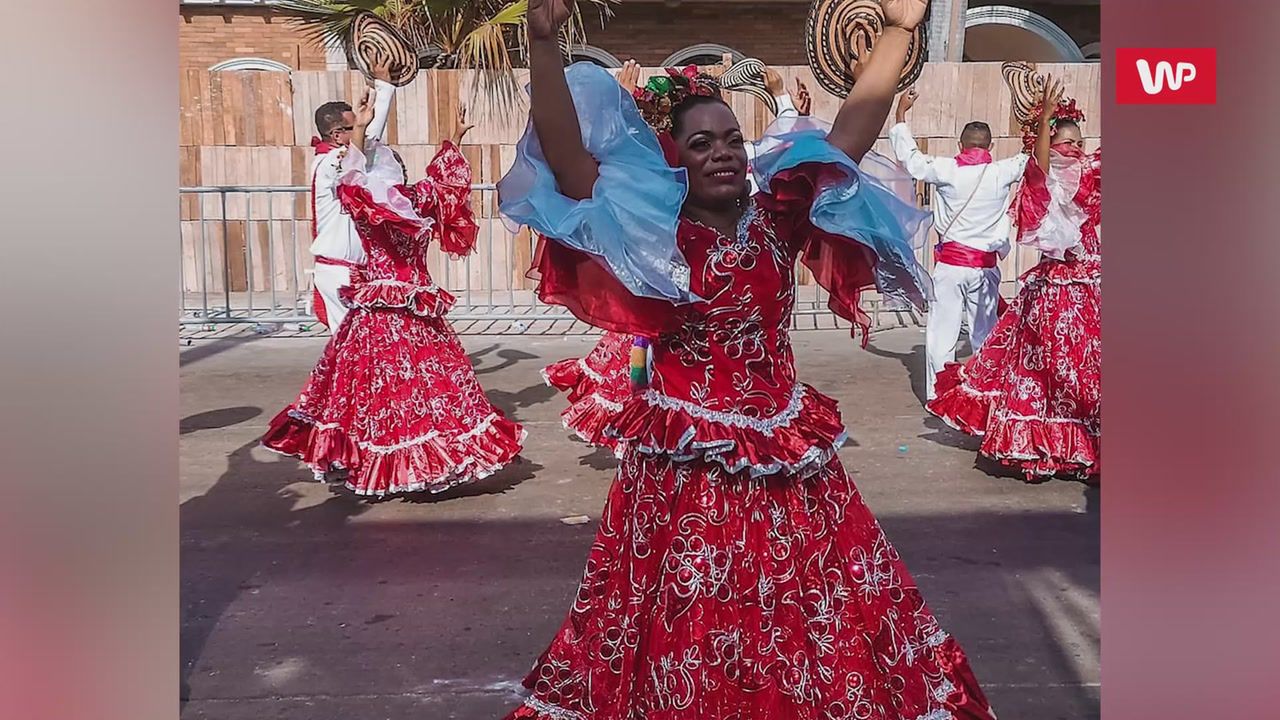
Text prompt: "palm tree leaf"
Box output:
[[456, 8, 523, 120], [276, 0, 620, 119], [275, 1, 420, 52]]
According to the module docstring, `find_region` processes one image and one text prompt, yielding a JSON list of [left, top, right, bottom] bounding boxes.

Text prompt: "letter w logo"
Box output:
[[1136, 60, 1197, 94], [1117, 49, 1216, 104]]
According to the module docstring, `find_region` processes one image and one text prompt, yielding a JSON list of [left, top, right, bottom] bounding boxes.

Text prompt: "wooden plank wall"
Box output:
[[179, 63, 1102, 297]]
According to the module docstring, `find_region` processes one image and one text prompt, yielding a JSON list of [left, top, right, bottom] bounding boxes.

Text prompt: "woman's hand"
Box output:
[[794, 78, 812, 116], [851, 31, 872, 82], [354, 86, 376, 128], [1038, 75, 1065, 127], [764, 67, 786, 97], [895, 86, 918, 123], [450, 105, 475, 146], [528, 0, 572, 42], [1034, 75, 1065, 168], [882, 0, 929, 31], [527, 0, 599, 201], [367, 58, 393, 87], [617, 59, 642, 94]]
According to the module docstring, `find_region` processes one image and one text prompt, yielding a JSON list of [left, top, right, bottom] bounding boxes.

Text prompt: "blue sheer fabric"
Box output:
[[752, 115, 935, 310], [498, 63, 933, 311], [497, 63, 698, 304]]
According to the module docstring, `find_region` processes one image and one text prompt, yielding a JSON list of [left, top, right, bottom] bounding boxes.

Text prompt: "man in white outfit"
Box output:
[[309, 65, 396, 333], [745, 70, 808, 193], [889, 88, 1029, 401]]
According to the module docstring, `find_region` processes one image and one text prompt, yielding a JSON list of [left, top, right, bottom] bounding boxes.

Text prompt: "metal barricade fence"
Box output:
[[180, 183, 577, 329], [178, 185, 963, 334]]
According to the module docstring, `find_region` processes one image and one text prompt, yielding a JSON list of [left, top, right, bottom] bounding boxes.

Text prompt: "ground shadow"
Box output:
[[578, 445, 620, 473], [181, 501, 1098, 718], [863, 336, 978, 407], [973, 454, 1053, 483], [486, 382, 557, 422], [180, 337, 267, 368], [877, 508, 1100, 719], [864, 341, 929, 405], [398, 458, 543, 505], [180, 439, 371, 707], [918, 415, 983, 452], [470, 345, 541, 376], [181, 406, 263, 435], [1083, 484, 1100, 515]]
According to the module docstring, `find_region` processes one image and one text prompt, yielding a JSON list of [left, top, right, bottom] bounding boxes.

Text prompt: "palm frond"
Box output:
[[456, 4, 525, 120], [275, 0, 424, 51], [274, 1, 381, 51], [277, 0, 620, 119]]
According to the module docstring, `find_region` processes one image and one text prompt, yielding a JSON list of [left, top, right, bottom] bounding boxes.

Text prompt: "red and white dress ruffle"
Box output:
[[928, 147, 1101, 480], [506, 164, 996, 720], [262, 142, 525, 496], [542, 331, 633, 456]]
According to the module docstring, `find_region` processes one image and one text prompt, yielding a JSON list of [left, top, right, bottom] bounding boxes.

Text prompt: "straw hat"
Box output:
[[350, 12, 419, 87], [1001, 61, 1048, 126], [718, 58, 779, 115], [805, 0, 928, 98]]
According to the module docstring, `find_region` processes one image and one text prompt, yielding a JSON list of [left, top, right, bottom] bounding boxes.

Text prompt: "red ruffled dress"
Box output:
[[262, 142, 525, 496], [542, 331, 633, 455], [507, 176, 995, 718], [928, 147, 1101, 480]]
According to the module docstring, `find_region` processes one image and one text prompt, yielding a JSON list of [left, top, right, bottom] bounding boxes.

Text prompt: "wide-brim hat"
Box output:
[[1001, 61, 1047, 126], [350, 12, 419, 87], [805, 0, 928, 98], [1001, 61, 1085, 150], [717, 58, 780, 115]]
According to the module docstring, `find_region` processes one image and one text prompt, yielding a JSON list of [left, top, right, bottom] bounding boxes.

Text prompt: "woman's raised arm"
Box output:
[[526, 0, 600, 200]]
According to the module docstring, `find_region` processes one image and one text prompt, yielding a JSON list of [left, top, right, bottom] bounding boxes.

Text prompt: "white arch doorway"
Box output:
[[963, 5, 1086, 62], [568, 45, 623, 68], [662, 44, 744, 68]]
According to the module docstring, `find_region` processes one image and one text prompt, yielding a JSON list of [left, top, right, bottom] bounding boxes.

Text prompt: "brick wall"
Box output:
[[178, 3, 1099, 71], [586, 3, 813, 66], [583, 2, 1099, 66], [180, 7, 329, 71]]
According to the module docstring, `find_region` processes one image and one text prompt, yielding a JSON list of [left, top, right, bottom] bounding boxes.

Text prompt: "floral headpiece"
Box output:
[[1021, 97, 1086, 152], [632, 65, 722, 133]]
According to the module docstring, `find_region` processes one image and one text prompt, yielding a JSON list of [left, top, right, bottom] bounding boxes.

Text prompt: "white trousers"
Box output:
[[312, 263, 355, 333], [925, 262, 1002, 400]]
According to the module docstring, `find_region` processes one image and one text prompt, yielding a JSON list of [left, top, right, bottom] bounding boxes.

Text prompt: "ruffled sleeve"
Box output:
[[1011, 150, 1090, 260], [336, 141, 478, 257], [409, 141, 479, 257], [336, 142, 435, 245], [498, 62, 699, 334], [752, 116, 933, 346]]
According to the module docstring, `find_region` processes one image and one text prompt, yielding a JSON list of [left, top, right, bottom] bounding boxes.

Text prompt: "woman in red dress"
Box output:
[[493, 1, 996, 718], [542, 331, 633, 456], [262, 106, 525, 497], [927, 79, 1101, 481]]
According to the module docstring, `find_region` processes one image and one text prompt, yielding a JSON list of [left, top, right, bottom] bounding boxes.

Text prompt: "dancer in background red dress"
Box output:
[[928, 77, 1101, 481], [542, 331, 633, 456], [263, 103, 525, 497], [539, 62, 645, 457], [495, 1, 996, 717]]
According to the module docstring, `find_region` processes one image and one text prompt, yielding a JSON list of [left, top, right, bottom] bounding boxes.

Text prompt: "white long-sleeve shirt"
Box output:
[[747, 94, 798, 195], [309, 80, 396, 262], [888, 122, 1028, 256]]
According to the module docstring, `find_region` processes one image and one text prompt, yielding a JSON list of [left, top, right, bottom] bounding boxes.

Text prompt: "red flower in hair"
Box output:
[[633, 66, 723, 133]]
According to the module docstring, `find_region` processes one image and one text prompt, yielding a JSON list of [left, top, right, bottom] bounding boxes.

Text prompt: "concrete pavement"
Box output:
[[180, 327, 1099, 719]]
